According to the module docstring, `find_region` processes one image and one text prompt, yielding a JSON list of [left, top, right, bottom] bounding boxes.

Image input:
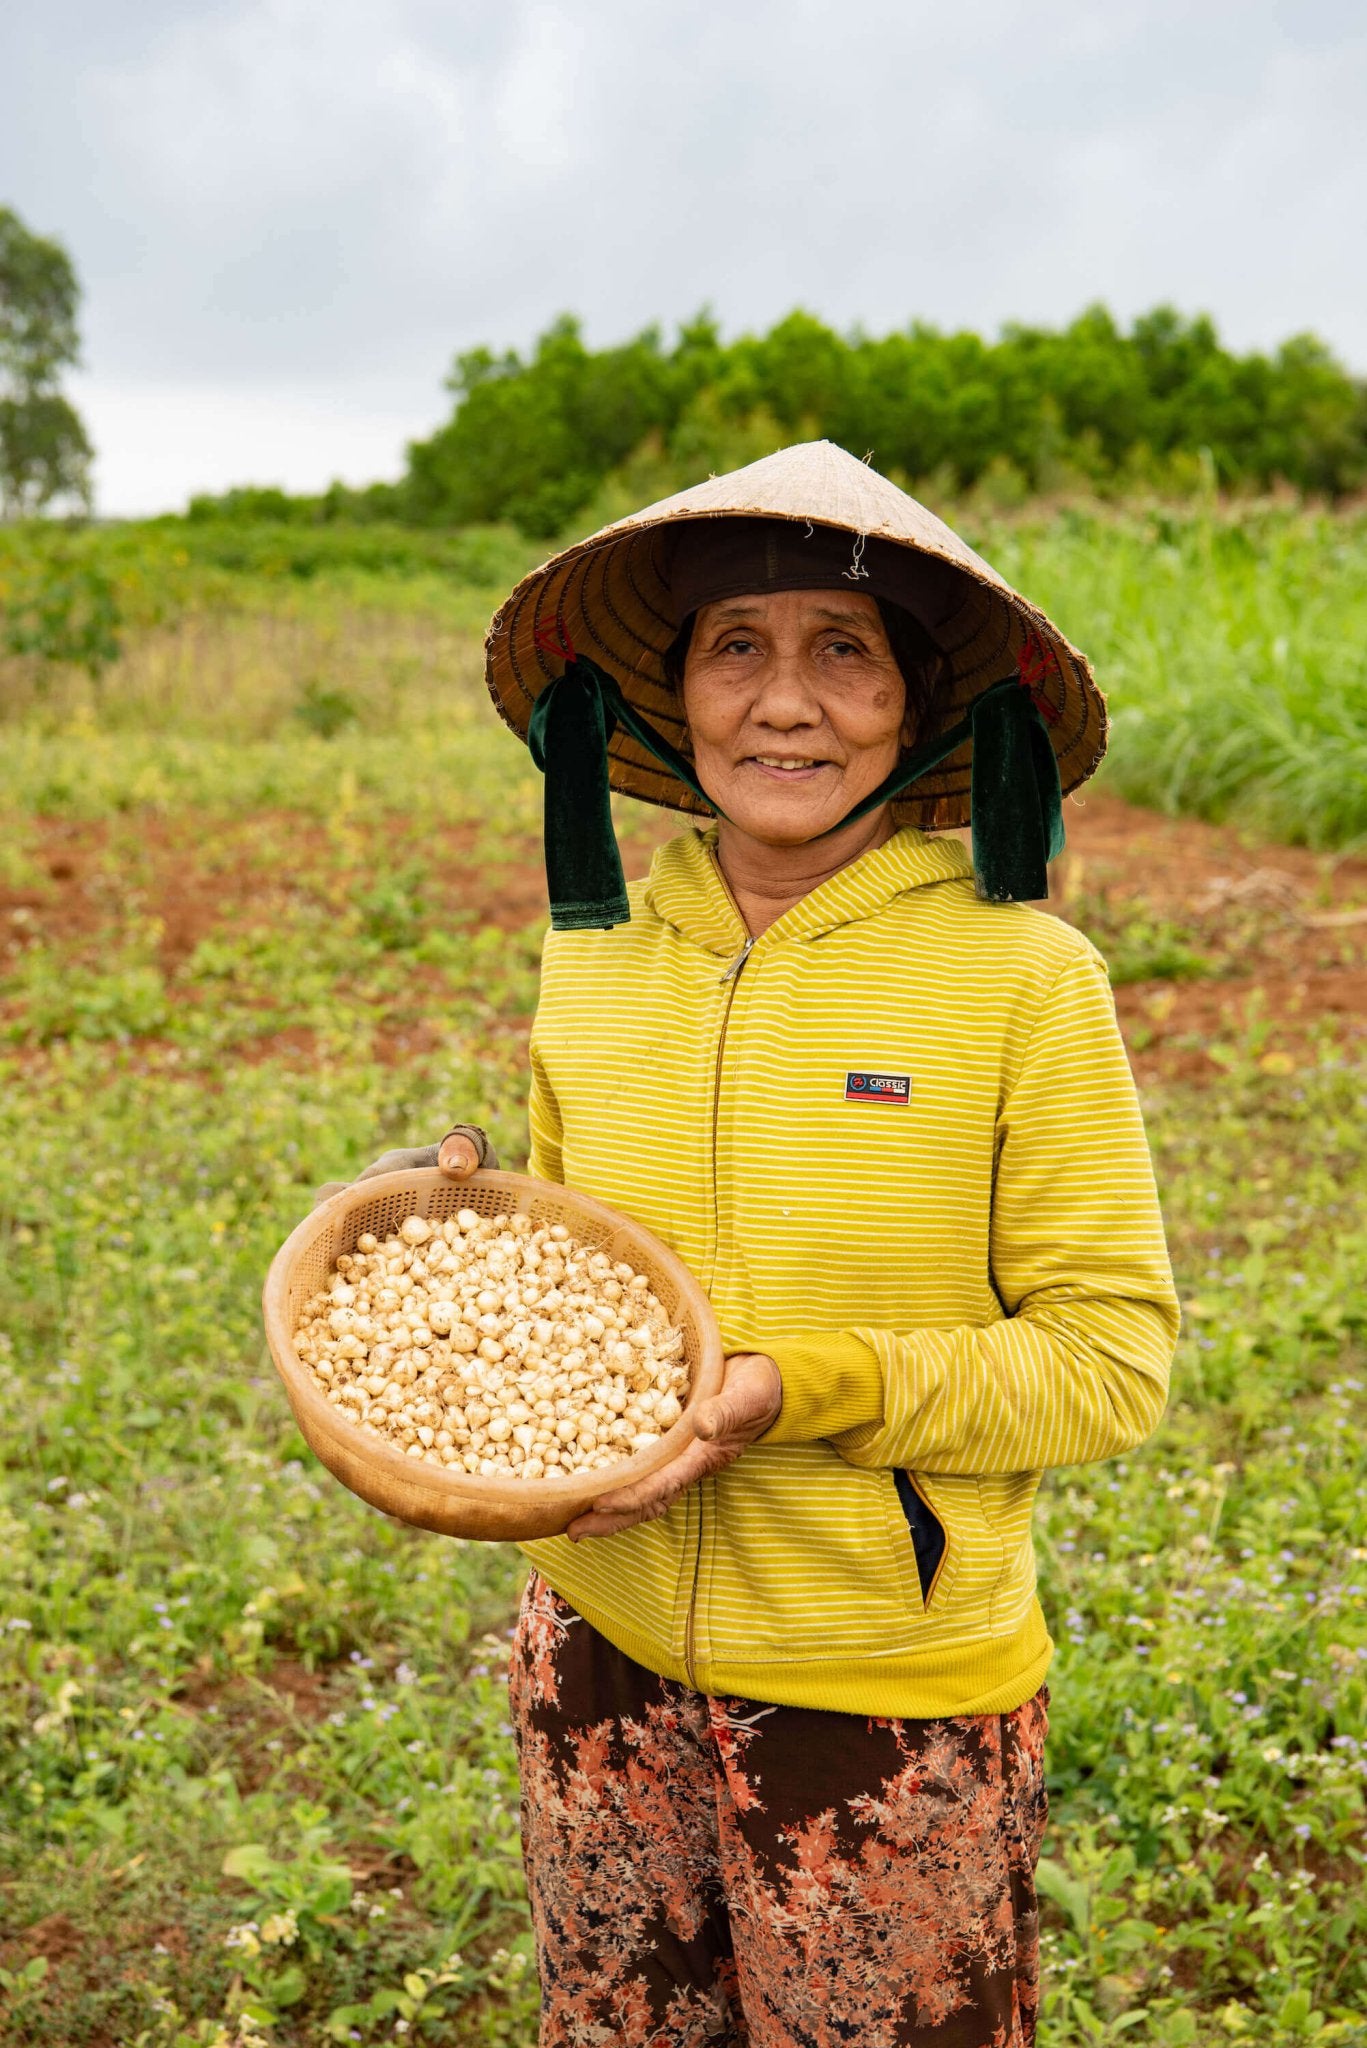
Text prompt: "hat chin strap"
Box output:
[[528, 657, 1064, 931]]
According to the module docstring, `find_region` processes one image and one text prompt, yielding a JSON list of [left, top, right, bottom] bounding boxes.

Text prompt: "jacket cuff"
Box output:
[[759, 1331, 884, 1444]]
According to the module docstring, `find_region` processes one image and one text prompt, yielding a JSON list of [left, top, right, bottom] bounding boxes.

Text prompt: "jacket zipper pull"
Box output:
[[719, 936, 755, 984]]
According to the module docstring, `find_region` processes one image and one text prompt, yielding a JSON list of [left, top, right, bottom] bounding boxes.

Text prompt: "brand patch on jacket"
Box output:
[[844, 1070, 911, 1104]]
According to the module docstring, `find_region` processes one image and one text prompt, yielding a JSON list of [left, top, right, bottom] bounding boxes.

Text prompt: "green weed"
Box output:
[[1059, 890, 1216, 986], [292, 681, 359, 740]]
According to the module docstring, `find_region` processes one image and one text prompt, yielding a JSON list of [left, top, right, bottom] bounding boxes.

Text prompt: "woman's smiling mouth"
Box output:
[[746, 755, 834, 777]]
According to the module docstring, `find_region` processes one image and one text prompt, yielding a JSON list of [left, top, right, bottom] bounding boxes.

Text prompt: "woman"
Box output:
[[346, 443, 1179, 2046]]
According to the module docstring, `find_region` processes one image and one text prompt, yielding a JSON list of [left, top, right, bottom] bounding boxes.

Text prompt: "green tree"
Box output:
[[0, 205, 93, 517], [194, 301, 1367, 531], [404, 314, 679, 535]]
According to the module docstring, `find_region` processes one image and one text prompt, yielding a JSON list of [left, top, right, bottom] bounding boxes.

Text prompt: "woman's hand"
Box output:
[[566, 1352, 783, 1541], [312, 1124, 496, 1206]]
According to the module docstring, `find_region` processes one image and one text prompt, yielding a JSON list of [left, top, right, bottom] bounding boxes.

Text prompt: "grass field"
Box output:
[[1, 509, 1366, 2046], [3, 499, 1367, 848]]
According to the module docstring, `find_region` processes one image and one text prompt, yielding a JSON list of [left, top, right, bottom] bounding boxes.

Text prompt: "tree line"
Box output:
[[3, 197, 1365, 530], [195, 306, 1367, 538]]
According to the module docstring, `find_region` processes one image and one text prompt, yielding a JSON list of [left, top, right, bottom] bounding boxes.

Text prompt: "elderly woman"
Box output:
[[357, 443, 1179, 2047]]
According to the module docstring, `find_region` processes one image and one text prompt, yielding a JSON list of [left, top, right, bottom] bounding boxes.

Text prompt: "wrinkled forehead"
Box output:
[[662, 516, 958, 630], [693, 588, 884, 629]]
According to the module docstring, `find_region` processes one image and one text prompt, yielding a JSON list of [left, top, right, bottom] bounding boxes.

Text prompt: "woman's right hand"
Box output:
[[312, 1123, 497, 1207]]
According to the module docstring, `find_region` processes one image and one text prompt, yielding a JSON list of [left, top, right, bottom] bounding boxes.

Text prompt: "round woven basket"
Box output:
[[262, 1168, 724, 1541]]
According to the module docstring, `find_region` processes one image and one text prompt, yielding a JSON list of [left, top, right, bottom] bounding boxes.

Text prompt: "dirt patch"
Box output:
[[4, 792, 1362, 1083], [2, 811, 304, 968], [1054, 790, 1364, 910], [1, 805, 676, 963], [170, 1655, 345, 1797], [228, 1022, 325, 1067], [1047, 792, 1367, 1081], [175, 1654, 334, 1726], [261, 1658, 333, 1721], [1115, 967, 1367, 1083], [146, 1922, 191, 1958], [344, 1842, 415, 1887], [2, 1910, 83, 1966]]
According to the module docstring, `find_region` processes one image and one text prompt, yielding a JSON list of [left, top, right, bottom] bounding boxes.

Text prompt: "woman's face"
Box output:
[[681, 588, 912, 847]]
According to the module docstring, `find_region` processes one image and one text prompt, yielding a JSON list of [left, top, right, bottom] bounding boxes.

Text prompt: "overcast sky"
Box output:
[[3, 0, 1364, 515]]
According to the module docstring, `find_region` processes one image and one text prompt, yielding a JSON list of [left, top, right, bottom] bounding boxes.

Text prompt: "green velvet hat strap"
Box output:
[[526, 655, 631, 930], [529, 642, 727, 929], [967, 678, 1066, 901], [830, 699, 977, 827], [594, 665, 714, 811], [802, 671, 1065, 899], [527, 643, 1065, 929]]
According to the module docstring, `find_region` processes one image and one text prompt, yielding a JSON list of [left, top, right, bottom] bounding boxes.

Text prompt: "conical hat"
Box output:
[[485, 439, 1105, 832]]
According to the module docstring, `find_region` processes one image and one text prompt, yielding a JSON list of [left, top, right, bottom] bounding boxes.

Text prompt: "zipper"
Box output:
[[683, 1495, 703, 1692], [684, 892, 753, 1690], [719, 936, 754, 983], [708, 949, 747, 1260]]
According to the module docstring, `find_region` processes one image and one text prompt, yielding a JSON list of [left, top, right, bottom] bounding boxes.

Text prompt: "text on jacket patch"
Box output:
[[844, 1071, 912, 1104]]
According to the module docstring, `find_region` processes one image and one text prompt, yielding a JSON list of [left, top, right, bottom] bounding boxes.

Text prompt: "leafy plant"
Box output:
[[292, 678, 359, 738], [1066, 894, 1215, 985], [0, 1956, 50, 2029], [1, 545, 120, 677]]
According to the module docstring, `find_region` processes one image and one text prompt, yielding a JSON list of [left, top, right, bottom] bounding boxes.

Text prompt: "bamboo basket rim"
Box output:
[[261, 1168, 724, 1541]]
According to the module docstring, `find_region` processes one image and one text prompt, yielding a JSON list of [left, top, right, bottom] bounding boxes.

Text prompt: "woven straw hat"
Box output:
[[485, 439, 1105, 832]]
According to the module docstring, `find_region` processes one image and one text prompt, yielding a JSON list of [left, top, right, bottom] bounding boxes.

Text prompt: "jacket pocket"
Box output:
[[894, 1469, 947, 1606], [709, 1449, 932, 1661]]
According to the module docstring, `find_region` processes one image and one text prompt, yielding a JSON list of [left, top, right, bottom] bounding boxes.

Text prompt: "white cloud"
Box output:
[[72, 374, 416, 516], [91, 0, 473, 211], [488, 5, 584, 177]]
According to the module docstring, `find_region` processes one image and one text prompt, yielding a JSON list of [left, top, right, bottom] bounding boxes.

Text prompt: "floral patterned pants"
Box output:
[[510, 1573, 1050, 2048]]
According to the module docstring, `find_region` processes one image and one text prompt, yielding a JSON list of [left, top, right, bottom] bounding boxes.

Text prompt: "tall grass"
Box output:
[[2, 501, 1366, 848], [0, 606, 491, 743], [984, 507, 1367, 848]]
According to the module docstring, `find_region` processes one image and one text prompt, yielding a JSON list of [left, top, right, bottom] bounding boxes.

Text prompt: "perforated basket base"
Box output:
[[262, 1169, 724, 1541]]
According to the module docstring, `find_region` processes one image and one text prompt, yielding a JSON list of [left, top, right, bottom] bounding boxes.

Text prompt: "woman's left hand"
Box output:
[[566, 1353, 783, 1541]]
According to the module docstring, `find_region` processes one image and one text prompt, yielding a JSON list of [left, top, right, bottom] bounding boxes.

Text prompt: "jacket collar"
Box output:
[[643, 826, 973, 961]]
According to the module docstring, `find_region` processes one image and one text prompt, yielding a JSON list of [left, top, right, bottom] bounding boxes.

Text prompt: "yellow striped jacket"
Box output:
[[521, 825, 1179, 1716]]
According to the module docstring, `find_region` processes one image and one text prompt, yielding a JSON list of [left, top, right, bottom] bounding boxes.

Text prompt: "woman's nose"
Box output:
[[749, 654, 823, 728]]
